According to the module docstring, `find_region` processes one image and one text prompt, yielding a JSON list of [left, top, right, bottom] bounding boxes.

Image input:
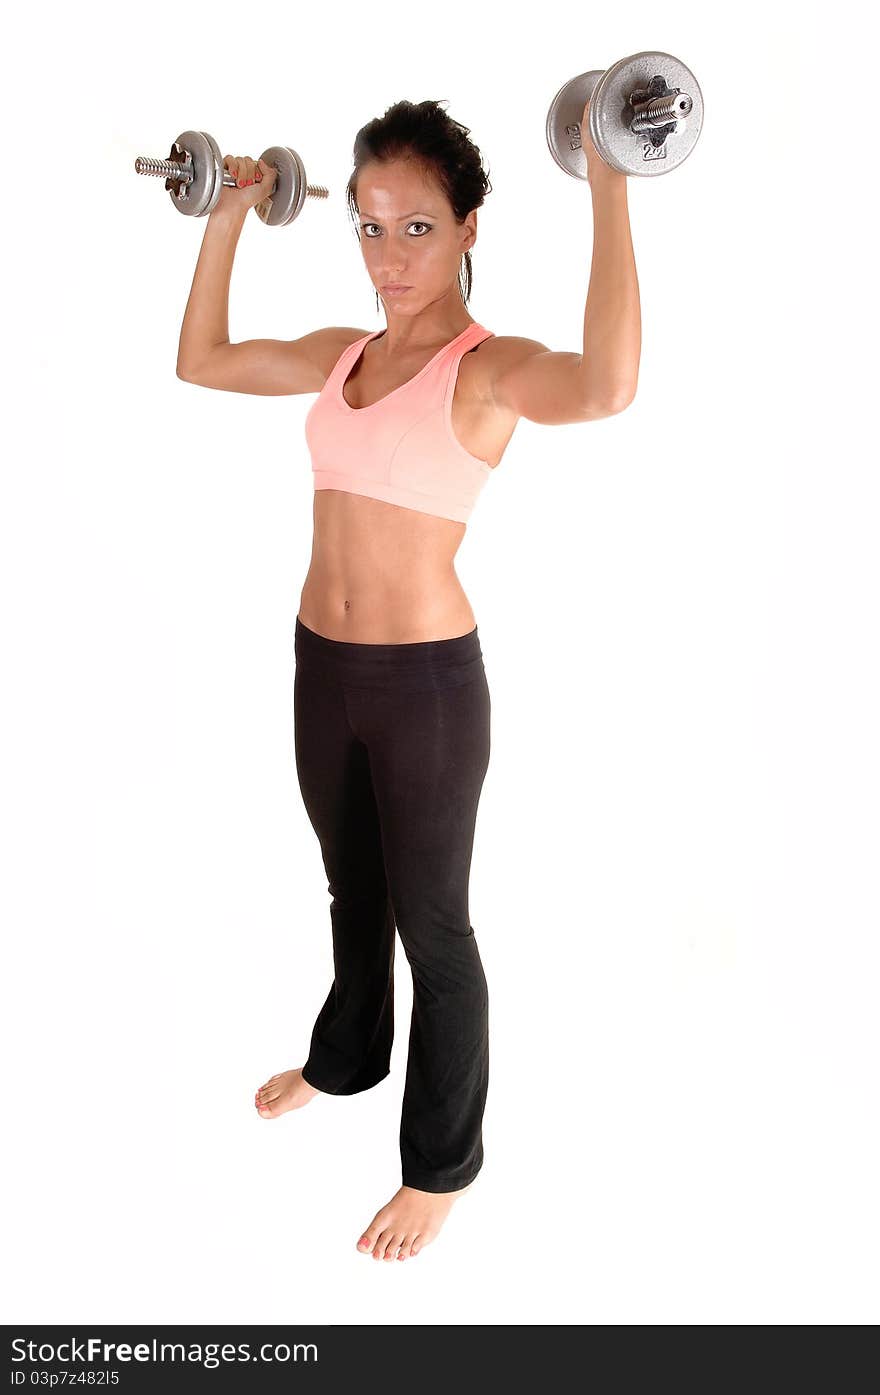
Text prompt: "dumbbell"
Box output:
[[133, 129, 329, 226], [546, 51, 703, 179]]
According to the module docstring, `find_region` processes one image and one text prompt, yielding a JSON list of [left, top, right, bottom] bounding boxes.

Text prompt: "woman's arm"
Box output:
[[176, 205, 248, 376], [578, 173, 642, 409], [488, 173, 641, 424]]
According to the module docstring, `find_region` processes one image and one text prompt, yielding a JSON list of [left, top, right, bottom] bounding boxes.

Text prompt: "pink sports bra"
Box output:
[[304, 321, 496, 524]]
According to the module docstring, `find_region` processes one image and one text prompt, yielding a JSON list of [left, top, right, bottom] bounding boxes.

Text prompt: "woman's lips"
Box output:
[[383, 285, 412, 295]]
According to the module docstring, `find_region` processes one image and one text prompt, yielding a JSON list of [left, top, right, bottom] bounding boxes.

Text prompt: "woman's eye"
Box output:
[[362, 223, 430, 237]]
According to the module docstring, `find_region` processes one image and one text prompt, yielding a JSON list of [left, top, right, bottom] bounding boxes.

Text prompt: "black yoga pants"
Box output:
[[293, 615, 491, 1194]]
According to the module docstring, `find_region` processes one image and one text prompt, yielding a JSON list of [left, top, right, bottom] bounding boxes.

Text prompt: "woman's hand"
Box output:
[[581, 96, 627, 190], [216, 154, 278, 213]]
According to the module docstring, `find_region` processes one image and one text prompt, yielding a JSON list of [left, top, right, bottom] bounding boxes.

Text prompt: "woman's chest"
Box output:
[[343, 340, 518, 469]]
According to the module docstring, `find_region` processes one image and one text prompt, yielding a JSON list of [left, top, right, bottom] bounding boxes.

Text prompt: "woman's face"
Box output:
[[355, 160, 476, 314]]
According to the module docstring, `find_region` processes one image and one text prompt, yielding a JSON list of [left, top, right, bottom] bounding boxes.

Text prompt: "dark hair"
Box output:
[[345, 99, 492, 310]]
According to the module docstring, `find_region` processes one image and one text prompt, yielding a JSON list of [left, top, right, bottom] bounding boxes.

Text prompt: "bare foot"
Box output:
[[356, 1183, 471, 1261], [254, 1067, 320, 1119]]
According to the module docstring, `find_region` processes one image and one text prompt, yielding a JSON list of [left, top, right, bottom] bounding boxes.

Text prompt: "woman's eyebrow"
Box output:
[[359, 210, 438, 220]]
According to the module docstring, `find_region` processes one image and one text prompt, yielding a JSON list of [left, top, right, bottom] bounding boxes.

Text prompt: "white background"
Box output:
[[2, 0, 877, 1326]]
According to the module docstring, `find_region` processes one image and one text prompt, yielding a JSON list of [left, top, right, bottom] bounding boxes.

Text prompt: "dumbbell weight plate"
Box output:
[[546, 71, 606, 180], [255, 146, 308, 227], [166, 130, 224, 216], [590, 51, 703, 177]]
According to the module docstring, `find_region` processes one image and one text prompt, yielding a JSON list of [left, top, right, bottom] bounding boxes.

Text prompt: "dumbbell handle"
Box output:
[[133, 153, 329, 201]]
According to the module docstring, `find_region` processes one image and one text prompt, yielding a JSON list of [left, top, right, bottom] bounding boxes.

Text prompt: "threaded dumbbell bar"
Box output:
[[134, 129, 329, 226], [546, 51, 704, 178]]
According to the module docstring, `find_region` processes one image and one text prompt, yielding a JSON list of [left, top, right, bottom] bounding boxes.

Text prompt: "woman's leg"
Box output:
[[293, 635, 396, 1095], [345, 654, 492, 1193]]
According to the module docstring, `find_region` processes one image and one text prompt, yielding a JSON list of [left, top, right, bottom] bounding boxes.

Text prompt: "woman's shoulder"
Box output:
[[472, 333, 553, 404], [321, 325, 374, 359]]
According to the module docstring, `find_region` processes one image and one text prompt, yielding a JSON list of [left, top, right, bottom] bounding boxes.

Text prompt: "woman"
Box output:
[[176, 98, 640, 1262]]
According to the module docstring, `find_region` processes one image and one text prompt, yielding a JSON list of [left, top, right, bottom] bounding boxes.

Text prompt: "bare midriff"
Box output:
[[297, 490, 477, 643]]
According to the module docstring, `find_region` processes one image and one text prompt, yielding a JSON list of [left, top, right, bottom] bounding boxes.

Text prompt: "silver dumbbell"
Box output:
[[133, 129, 329, 225], [546, 51, 703, 178]]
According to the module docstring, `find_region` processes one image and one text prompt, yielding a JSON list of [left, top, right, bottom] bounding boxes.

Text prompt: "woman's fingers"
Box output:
[[223, 154, 262, 187]]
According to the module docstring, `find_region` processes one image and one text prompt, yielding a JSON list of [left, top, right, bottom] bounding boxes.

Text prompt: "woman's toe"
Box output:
[[372, 1228, 394, 1259]]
